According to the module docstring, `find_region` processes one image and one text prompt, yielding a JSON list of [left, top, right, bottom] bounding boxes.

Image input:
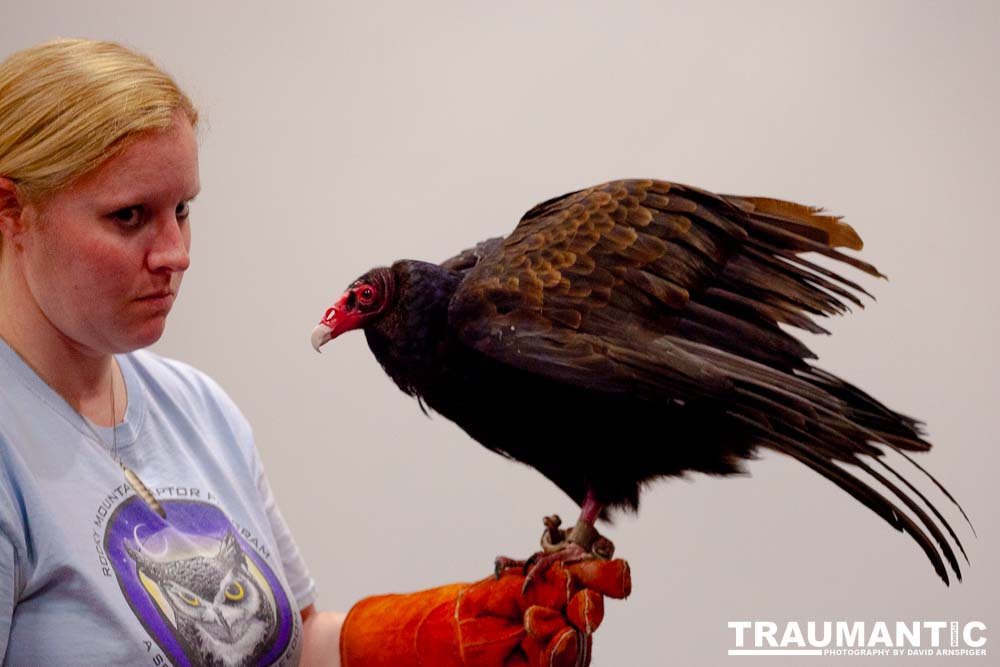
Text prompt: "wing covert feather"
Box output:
[[447, 179, 873, 381]]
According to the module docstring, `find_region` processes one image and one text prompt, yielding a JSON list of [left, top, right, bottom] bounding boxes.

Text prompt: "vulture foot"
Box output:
[[493, 514, 615, 593], [540, 514, 615, 559]]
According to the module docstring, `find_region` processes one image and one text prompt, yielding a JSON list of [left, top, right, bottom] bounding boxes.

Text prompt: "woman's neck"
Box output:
[[0, 259, 125, 427]]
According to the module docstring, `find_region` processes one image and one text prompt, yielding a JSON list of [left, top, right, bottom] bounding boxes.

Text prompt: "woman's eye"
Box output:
[[111, 207, 142, 227], [176, 201, 190, 219]]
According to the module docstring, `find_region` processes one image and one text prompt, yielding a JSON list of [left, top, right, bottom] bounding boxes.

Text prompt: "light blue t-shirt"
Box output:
[[0, 340, 316, 666]]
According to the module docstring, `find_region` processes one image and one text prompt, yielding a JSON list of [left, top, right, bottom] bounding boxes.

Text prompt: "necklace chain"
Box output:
[[80, 361, 166, 519]]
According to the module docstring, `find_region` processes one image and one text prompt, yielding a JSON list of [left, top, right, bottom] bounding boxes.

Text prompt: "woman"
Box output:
[[0, 39, 627, 666]]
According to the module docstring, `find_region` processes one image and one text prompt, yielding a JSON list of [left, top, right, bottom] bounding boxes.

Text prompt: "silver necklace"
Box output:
[[81, 361, 166, 519]]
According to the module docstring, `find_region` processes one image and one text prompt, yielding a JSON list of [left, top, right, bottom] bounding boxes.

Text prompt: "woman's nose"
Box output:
[[147, 215, 191, 273]]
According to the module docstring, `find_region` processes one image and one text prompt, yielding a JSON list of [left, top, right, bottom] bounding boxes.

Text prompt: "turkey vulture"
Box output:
[[311, 179, 969, 583]]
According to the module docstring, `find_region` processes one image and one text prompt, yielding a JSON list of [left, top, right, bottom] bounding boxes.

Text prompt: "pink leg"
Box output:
[[563, 490, 611, 559], [580, 490, 603, 525]]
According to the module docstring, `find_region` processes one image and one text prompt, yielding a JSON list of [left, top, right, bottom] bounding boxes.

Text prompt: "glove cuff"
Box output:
[[340, 583, 467, 667]]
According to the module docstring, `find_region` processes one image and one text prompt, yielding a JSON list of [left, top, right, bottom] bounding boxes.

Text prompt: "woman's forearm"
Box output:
[[301, 606, 347, 667]]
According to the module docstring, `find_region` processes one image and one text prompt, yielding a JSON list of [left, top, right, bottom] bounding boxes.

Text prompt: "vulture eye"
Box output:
[[358, 286, 376, 305]]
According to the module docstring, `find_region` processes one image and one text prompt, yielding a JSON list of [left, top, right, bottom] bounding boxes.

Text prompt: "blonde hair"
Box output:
[[0, 38, 198, 204]]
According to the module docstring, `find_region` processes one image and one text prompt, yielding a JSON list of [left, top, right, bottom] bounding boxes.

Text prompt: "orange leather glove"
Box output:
[[339, 559, 631, 666]]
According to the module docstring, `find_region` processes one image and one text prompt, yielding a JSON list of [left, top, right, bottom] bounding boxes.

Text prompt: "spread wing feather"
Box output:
[[446, 179, 968, 583]]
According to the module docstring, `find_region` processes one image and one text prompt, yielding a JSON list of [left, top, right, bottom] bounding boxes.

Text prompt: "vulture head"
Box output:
[[311, 267, 396, 351]]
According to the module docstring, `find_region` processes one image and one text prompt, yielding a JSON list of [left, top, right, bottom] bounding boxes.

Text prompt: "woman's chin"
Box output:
[[120, 318, 169, 352]]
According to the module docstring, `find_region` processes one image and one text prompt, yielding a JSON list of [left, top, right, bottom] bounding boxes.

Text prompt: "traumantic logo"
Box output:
[[728, 621, 988, 658]]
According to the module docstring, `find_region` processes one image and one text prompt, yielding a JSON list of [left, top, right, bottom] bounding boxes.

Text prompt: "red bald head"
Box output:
[[311, 268, 394, 352]]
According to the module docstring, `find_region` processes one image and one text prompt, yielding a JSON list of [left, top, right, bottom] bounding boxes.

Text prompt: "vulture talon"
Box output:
[[493, 556, 523, 579], [541, 514, 568, 552], [521, 542, 592, 594], [591, 536, 615, 560], [522, 551, 541, 576]]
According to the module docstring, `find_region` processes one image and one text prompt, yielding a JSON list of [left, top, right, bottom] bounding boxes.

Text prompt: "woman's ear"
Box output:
[[0, 177, 26, 239]]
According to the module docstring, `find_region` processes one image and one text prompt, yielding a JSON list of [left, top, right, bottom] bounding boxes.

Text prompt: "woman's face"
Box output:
[[16, 112, 200, 354]]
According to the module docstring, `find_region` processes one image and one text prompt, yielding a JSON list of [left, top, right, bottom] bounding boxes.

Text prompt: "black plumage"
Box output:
[[312, 179, 970, 583]]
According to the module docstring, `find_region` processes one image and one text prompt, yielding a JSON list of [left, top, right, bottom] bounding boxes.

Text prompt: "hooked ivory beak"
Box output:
[[311, 323, 334, 353]]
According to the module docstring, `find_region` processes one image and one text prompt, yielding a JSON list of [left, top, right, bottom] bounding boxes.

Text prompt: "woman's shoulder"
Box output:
[[124, 349, 248, 427]]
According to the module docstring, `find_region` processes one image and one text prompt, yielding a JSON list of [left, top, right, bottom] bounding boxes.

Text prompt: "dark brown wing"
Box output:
[[440, 237, 505, 272], [447, 178, 969, 584]]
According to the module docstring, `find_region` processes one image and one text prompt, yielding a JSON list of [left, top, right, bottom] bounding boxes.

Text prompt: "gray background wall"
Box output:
[[3, 1, 997, 664]]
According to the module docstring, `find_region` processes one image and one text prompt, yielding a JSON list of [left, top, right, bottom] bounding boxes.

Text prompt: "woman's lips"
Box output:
[[136, 291, 175, 309]]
